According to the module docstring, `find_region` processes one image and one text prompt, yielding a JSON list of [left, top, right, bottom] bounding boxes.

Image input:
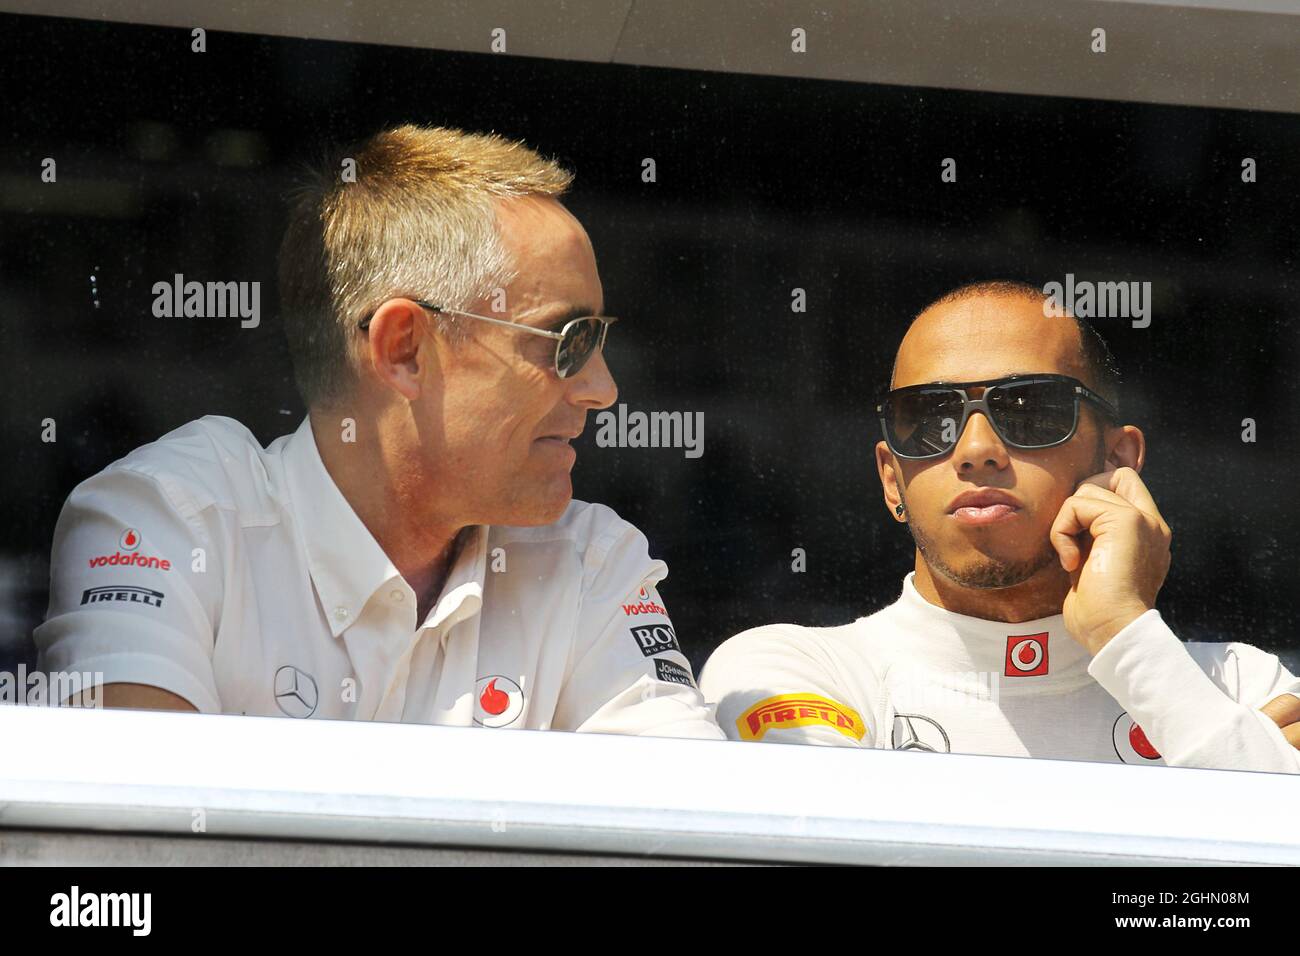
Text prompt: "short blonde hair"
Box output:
[[277, 124, 574, 407]]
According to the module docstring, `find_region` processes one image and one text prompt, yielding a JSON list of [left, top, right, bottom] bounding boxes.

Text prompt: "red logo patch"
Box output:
[[478, 678, 509, 716], [1112, 712, 1163, 763], [473, 675, 524, 728], [1004, 633, 1049, 676], [1128, 723, 1161, 760]]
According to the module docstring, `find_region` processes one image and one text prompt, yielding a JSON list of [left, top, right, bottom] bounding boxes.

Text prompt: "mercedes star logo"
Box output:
[[890, 713, 952, 753], [273, 664, 319, 718]]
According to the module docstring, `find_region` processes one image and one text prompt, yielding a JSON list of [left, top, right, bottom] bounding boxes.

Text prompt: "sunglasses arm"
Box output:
[[1076, 384, 1120, 421], [419, 302, 566, 341]]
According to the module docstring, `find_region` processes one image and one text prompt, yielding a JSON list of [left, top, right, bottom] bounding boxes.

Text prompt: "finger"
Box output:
[[1050, 496, 1112, 571], [1261, 693, 1300, 729], [1051, 494, 1113, 538], [1072, 483, 1135, 510], [1074, 481, 1171, 548], [1108, 466, 1166, 525], [1075, 471, 1114, 493], [1285, 723, 1300, 750]]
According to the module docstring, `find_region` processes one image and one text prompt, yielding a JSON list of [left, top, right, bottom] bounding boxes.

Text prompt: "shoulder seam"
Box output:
[[104, 464, 219, 548]]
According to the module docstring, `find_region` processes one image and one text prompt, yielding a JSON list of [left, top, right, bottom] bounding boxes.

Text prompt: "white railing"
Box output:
[[0, 704, 1296, 865]]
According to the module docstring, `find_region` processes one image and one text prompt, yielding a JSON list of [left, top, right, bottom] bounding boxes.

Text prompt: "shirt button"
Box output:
[[390, 589, 404, 603], [333, 606, 350, 622]]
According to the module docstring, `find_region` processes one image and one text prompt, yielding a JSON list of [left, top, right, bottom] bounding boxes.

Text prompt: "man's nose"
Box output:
[[951, 411, 1010, 473], [566, 348, 618, 410]]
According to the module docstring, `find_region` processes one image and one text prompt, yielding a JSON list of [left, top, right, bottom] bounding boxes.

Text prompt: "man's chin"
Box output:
[[910, 521, 1050, 588], [915, 534, 1060, 590], [532, 495, 572, 526], [929, 550, 1059, 590], [498, 481, 573, 527]]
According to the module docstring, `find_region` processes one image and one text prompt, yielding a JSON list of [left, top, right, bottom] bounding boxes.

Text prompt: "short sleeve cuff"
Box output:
[[62, 653, 222, 713], [35, 614, 222, 714]]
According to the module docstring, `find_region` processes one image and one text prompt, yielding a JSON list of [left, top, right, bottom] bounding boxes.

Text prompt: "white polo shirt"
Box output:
[[700, 573, 1300, 773], [34, 415, 724, 739]]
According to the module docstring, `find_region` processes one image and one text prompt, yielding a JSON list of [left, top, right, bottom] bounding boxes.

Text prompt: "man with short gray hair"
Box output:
[[36, 124, 723, 738]]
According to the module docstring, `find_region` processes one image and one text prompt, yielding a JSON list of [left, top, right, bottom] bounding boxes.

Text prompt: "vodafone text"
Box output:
[[621, 586, 668, 616]]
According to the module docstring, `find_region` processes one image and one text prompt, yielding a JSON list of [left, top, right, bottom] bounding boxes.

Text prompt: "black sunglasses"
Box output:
[[359, 299, 616, 380], [877, 374, 1119, 460]]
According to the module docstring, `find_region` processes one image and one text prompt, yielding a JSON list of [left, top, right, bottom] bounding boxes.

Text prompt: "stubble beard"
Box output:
[[909, 516, 1060, 590], [903, 433, 1106, 591]]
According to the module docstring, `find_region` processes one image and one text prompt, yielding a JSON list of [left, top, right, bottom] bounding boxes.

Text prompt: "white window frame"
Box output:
[[2, 705, 1297, 865]]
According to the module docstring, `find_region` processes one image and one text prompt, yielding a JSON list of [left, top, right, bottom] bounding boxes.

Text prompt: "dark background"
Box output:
[[2, 13, 1298, 677]]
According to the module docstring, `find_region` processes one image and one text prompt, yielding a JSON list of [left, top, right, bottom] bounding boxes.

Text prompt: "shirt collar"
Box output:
[[424, 525, 486, 633], [282, 416, 401, 636], [281, 415, 485, 638], [889, 571, 1092, 685]]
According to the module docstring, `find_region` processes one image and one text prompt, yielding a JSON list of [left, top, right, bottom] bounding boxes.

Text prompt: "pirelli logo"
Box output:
[[80, 585, 164, 608], [738, 693, 866, 742]]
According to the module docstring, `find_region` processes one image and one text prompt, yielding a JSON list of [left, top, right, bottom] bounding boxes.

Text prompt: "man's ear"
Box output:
[[1107, 424, 1146, 473], [876, 440, 907, 523], [364, 299, 433, 402]]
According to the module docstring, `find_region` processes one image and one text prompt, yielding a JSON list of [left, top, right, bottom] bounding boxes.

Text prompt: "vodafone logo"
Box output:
[[87, 552, 172, 571], [1112, 712, 1164, 764], [474, 675, 524, 728], [88, 527, 172, 572], [621, 583, 668, 617], [1004, 633, 1049, 677]]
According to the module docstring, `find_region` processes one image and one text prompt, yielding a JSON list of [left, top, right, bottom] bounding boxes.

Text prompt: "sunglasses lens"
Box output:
[[556, 318, 603, 378], [885, 388, 967, 457], [987, 380, 1076, 447]]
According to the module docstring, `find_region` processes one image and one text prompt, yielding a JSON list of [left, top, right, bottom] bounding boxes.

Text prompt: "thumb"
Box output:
[[1285, 724, 1300, 749], [1260, 693, 1300, 729]]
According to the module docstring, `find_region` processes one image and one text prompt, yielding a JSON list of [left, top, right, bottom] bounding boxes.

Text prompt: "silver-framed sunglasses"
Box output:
[[359, 299, 617, 379]]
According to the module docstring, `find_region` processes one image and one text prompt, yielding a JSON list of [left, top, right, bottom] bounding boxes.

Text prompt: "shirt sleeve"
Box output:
[[550, 517, 724, 740], [33, 464, 225, 713], [699, 626, 877, 748], [1087, 609, 1300, 774]]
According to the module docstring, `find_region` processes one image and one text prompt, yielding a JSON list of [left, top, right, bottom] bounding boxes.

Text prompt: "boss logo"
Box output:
[[631, 624, 680, 657]]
